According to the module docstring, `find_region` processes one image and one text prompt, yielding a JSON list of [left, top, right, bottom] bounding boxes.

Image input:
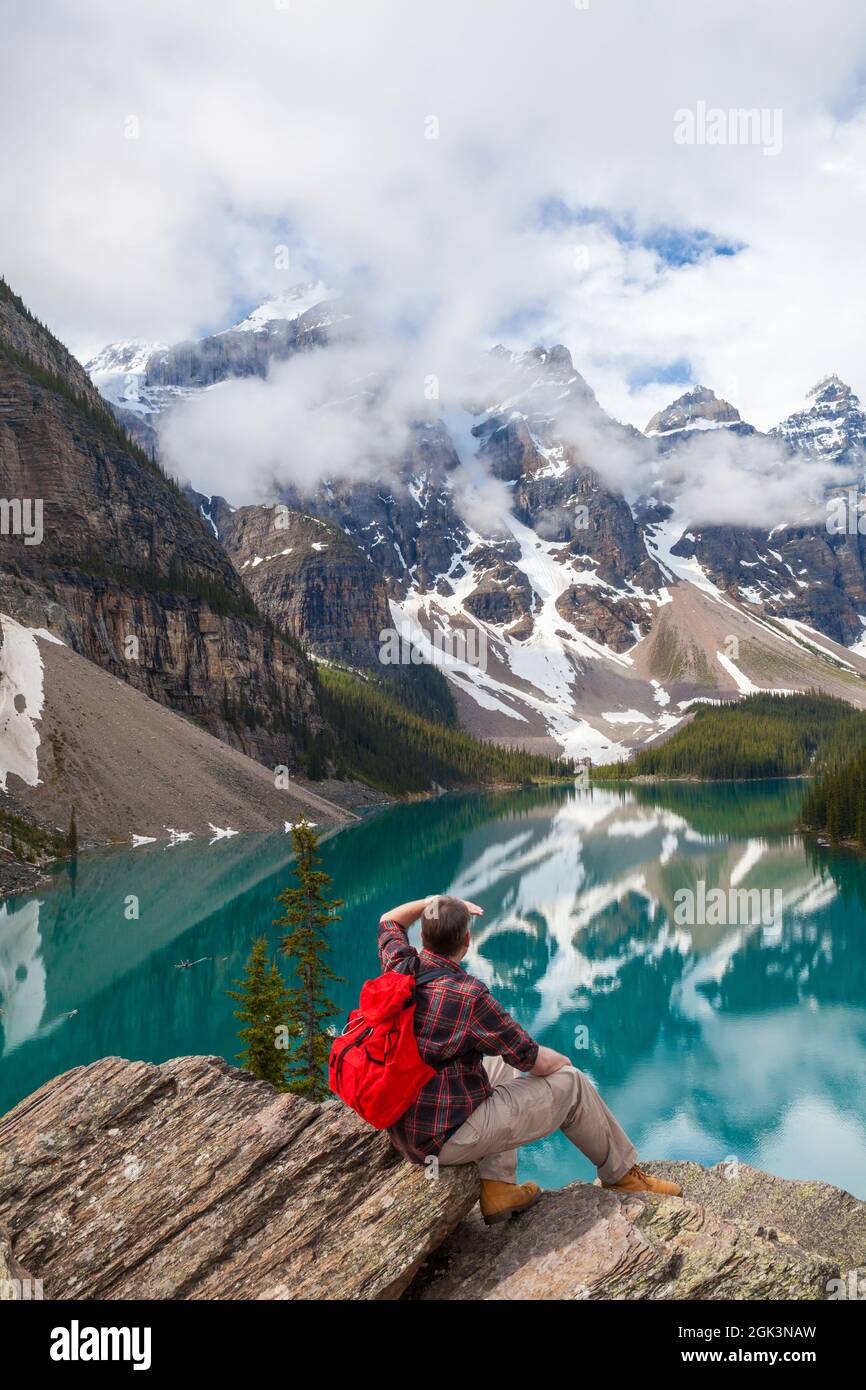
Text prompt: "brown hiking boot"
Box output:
[[480, 1179, 542, 1225], [602, 1164, 682, 1196]]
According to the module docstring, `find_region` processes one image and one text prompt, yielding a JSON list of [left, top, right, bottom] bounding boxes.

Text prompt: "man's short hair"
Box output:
[[421, 895, 470, 957]]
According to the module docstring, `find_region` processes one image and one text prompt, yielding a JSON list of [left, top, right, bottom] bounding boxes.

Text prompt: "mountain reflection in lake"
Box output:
[[1, 781, 864, 1196]]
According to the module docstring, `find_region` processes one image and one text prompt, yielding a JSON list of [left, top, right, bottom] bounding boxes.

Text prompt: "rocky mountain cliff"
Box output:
[[2, 1053, 863, 1300], [215, 501, 389, 665], [0, 277, 322, 772], [279, 350, 866, 758]]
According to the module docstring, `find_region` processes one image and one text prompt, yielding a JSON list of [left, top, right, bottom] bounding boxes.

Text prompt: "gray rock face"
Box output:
[[414, 1161, 866, 1301], [647, 1161, 866, 1272], [657, 511, 866, 647], [145, 311, 329, 392], [86, 286, 340, 412], [641, 376, 866, 646], [219, 504, 390, 664], [81, 290, 866, 747], [0, 1055, 478, 1301], [280, 419, 471, 596], [282, 348, 665, 657], [0, 1225, 35, 1299]]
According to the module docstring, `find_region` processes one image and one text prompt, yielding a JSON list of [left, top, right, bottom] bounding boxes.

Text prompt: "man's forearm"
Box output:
[[380, 895, 485, 929], [531, 1044, 572, 1077], [380, 896, 434, 929]]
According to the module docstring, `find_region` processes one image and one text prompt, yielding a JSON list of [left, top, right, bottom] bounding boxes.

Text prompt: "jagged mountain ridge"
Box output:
[[653, 378, 866, 649], [84, 296, 866, 758], [771, 373, 866, 462], [645, 384, 754, 438]]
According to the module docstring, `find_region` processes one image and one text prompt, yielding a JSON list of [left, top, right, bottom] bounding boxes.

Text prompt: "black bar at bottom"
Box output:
[[7, 1295, 860, 1375]]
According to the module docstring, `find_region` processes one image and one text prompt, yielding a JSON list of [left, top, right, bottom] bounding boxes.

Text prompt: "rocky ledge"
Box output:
[[414, 1161, 866, 1300], [0, 855, 52, 900], [0, 1055, 863, 1301]]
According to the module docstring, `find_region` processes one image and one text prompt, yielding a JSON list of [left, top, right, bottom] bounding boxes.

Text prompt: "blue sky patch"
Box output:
[[537, 199, 743, 266], [627, 358, 694, 391]]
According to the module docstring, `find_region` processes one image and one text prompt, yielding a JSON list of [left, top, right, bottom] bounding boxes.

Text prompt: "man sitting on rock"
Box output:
[[379, 892, 682, 1224]]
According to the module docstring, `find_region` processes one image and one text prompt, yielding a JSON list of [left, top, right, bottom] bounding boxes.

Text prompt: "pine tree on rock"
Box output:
[[276, 819, 344, 1100], [227, 936, 292, 1089]]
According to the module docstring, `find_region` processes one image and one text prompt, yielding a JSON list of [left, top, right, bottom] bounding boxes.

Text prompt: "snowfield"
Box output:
[[0, 616, 63, 791]]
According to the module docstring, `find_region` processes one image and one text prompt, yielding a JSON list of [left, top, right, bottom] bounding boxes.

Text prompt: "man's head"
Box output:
[[421, 894, 471, 960]]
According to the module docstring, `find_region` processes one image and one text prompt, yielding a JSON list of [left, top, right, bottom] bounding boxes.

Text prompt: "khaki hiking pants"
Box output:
[[436, 1055, 637, 1185]]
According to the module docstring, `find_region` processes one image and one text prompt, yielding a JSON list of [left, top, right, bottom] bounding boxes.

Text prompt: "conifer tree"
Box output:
[[227, 936, 292, 1089], [68, 807, 78, 857], [275, 819, 344, 1100]]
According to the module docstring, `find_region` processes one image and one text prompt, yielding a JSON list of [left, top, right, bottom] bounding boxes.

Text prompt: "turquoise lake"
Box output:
[[1, 780, 865, 1196]]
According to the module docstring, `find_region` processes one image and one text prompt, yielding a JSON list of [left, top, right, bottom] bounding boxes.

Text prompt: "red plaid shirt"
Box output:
[[378, 919, 539, 1163]]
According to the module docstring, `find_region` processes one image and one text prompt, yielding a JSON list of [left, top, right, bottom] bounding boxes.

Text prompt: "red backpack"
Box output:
[[329, 964, 449, 1128]]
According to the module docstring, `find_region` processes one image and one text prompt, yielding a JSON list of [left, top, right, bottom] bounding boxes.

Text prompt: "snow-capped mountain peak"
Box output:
[[83, 282, 340, 437], [84, 339, 169, 414], [227, 280, 337, 334], [85, 338, 166, 383], [480, 344, 602, 425], [86, 339, 166, 373], [644, 384, 747, 437], [770, 374, 866, 461]]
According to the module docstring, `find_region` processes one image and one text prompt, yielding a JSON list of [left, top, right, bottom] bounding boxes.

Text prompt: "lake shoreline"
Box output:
[[0, 775, 576, 904], [0, 854, 54, 900], [592, 772, 812, 785]]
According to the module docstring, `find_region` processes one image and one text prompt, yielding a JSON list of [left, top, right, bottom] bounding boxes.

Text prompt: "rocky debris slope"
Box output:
[[2, 1055, 863, 1302], [0, 1055, 478, 1301], [0, 855, 49, 900], [3, 630, 352, 842], [415, 1161, 866, 1301]]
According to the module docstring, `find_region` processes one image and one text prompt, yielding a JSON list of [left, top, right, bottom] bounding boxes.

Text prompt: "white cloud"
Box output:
[[159, 343, 413, 499], [2, 0, 866, 441], [655, 429, 855, 529]]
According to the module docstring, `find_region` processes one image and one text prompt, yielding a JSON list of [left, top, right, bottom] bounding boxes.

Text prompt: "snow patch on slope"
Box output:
[[715, 649, 760, 694], [0, 617, 60, 791], [645, 520, 725, 598]]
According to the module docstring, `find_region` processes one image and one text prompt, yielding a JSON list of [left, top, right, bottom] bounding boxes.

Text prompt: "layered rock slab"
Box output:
[[413, 1162, 865, 1301], [0, 1055, 478, 1300]]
